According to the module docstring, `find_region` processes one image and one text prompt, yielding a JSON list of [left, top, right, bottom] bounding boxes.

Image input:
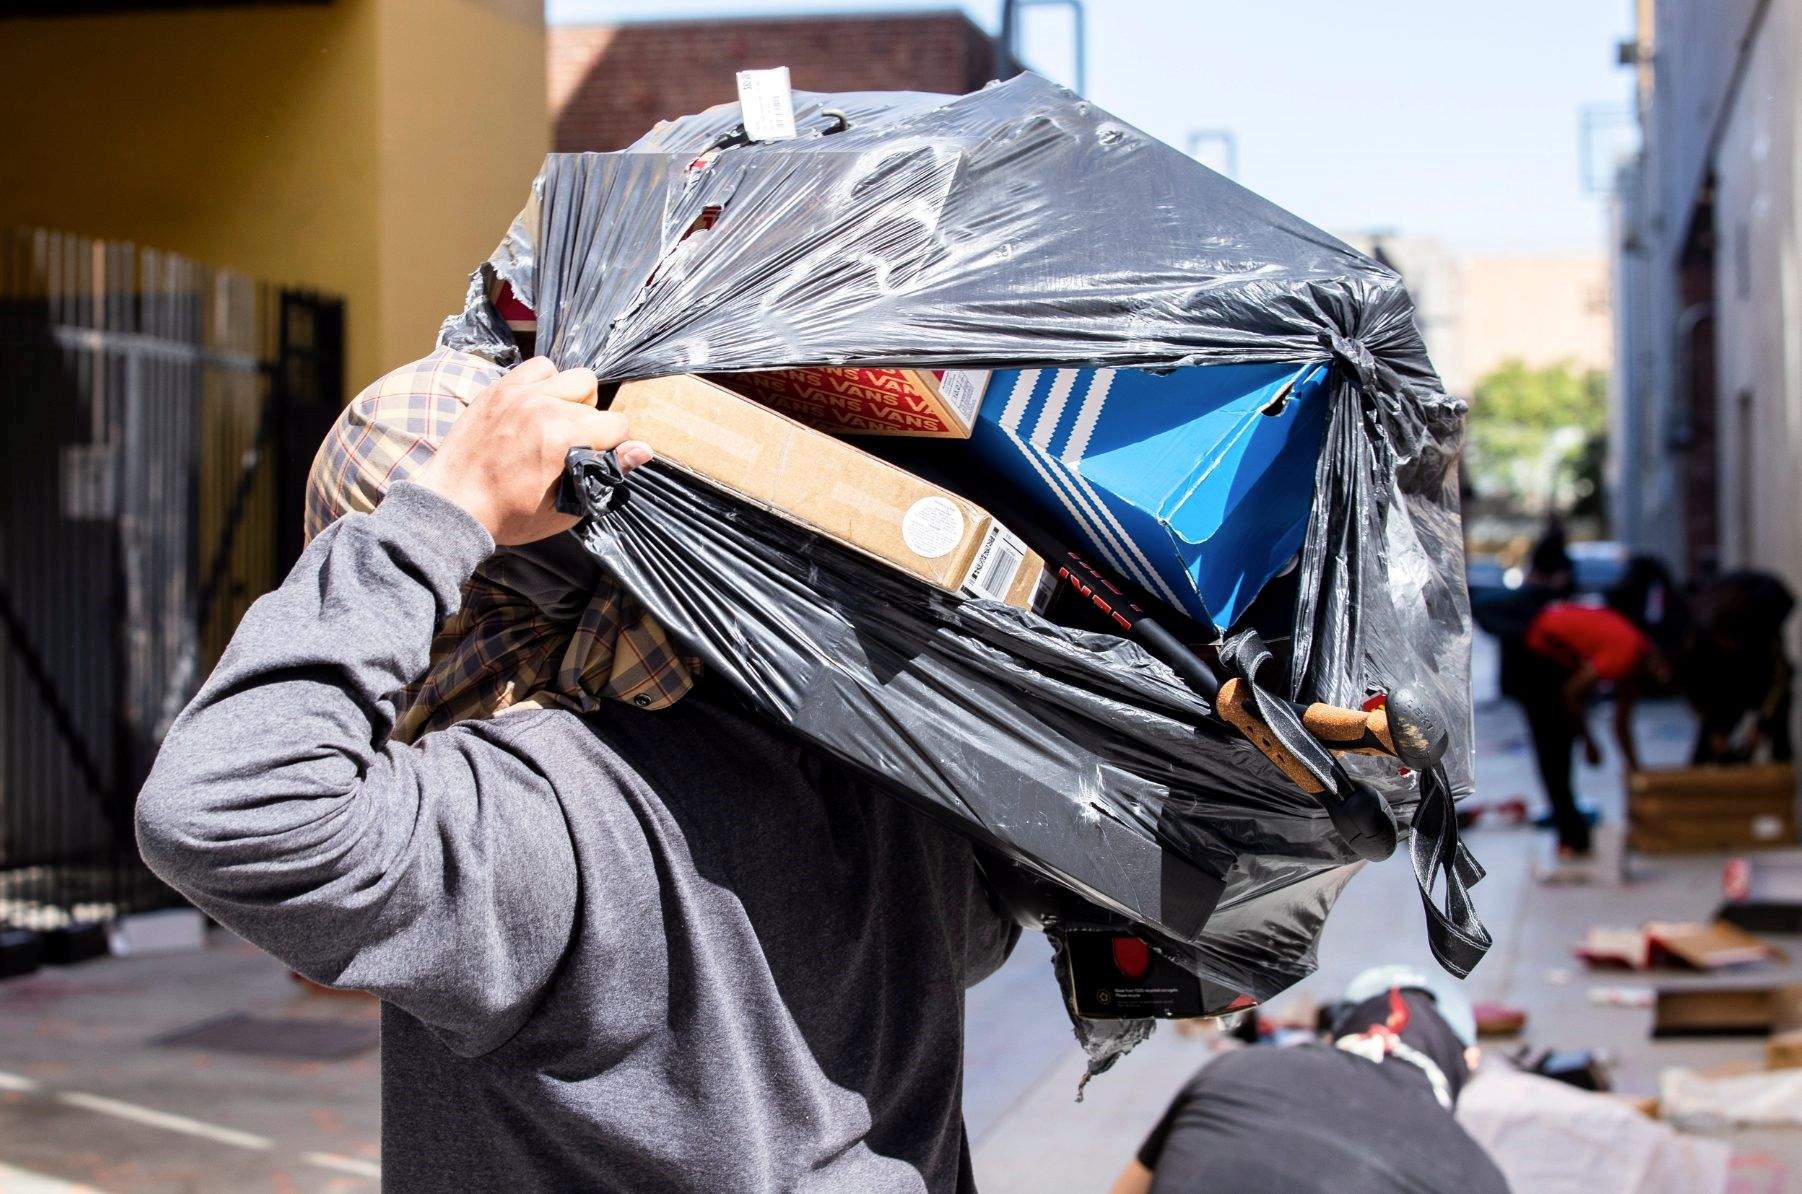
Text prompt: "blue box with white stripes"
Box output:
[[969, 362, 1333, 630]]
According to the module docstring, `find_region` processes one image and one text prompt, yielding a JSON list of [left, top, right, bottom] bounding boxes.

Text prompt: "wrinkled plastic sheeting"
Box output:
[[569, 459, 1365, 1000], [443, 74, 1475, 1003]]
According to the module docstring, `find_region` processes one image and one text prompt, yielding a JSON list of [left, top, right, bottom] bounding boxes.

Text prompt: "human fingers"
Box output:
[[560, 405, 631, 454], [615, 440, 654, 473], [539, 366, 600, 407], [506, 355, 558, 385]]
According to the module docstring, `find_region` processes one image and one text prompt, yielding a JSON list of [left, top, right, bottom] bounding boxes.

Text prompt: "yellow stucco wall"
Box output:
[[0, 0, 546, 391]]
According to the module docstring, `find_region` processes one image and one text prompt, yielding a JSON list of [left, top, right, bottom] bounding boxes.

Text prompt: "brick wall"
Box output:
[[550, 11, 1010, 152]]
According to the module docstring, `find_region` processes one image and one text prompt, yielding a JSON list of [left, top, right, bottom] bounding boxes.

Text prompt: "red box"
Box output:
[[711, 367, 991, 438]]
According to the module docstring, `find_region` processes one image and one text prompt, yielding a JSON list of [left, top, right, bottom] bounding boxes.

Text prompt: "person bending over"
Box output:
[[1522, 600, 1668, 857], [136, 350, 1016, 1193], [1110, 965, 1506, 1194]]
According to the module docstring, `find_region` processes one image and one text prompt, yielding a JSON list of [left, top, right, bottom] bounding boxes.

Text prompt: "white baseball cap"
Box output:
[[1341, 964, 1477, 1048]]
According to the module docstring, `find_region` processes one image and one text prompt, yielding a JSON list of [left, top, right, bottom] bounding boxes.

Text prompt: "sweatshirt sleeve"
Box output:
[[135, 482, 579, 1056]]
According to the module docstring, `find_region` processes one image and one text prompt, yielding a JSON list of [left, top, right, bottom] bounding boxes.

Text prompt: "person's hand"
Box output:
[[413, 356, 652, 546]]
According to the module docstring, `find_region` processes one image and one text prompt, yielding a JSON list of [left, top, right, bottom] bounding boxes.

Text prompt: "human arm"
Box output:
[[136, 358, 648, 1053], [1108, 1160, 1154, 1194]]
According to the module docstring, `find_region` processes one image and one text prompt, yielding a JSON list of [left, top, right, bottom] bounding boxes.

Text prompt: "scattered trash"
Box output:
[[1628, 764, 1797, 854], [1650, 983, 1802, 1039], [1716, 850, 1802, 933], [1588, 986, 1656, 1009], [1660, 1065, 1802, 1129], [1473, 1001, 1528, 1037], [1509, 1046, 1614, 1092], [1577, 921, 1776, 971]]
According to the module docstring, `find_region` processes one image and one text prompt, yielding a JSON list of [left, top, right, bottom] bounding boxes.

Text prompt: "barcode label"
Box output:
[[936, 370, 991, 430], [961, 521, 1027, 603]]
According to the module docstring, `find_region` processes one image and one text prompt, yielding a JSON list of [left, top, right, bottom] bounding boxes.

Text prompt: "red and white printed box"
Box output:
[[710, 367, 991, 438]]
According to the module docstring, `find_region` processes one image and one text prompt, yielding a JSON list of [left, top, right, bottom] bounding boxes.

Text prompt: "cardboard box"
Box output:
[[712, 367, 991, 438], [1577, 921, 1776, 971], [1628, 764, 1798, 855], [1652, 983, 1802, 1038], [611, 374, 1048, 608], [964, 361, 1333, 628]]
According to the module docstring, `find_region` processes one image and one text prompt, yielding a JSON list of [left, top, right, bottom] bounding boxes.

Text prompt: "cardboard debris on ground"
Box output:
[[1764, 1028, 1802, 1070], [1718, 850, 1802, 934], [1577, 920, 1776, 971], [1651, 983, 1802, 1039], [611, 375, 1050, 609], [1473, 1001, 1528, 1037], [1627, 764, 1798, 855]]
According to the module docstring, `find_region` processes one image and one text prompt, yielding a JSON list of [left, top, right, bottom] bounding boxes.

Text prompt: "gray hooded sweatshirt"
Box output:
[[136, 481, 1017, 1193]]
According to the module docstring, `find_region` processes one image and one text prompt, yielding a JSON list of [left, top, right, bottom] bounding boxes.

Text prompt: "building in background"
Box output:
[[1341, 234, 1610, 399], [0, 0, 548, 390], [551, 10, 1014, 152], [1611, 0, 1801, 595]]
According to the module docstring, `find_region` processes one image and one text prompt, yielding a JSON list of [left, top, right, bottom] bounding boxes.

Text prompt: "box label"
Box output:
[[936, 369, 991, 427], [736, 67, 797, 142], [960, 521, 1029, 603], [902, 496, 965, 559]]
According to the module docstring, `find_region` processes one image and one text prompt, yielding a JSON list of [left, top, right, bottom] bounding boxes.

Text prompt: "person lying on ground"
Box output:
[[1108, 965, 1507, 1194], [136, 349, 1017, 1194]]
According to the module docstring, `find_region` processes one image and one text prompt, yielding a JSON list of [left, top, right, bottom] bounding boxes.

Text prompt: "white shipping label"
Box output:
[[902, 496, 965, 559], [736, 66, 797, 142], [936, 370, 991, 429], [961, 521, 1029, 603]]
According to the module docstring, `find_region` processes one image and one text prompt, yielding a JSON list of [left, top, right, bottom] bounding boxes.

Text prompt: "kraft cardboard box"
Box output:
[[1628, 764, 1798, 855], [611, 374, 1048, 609], [710, 367, 991, 438]]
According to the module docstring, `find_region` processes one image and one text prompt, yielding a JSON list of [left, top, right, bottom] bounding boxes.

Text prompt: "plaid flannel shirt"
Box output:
[[304, 348, 697, 740]]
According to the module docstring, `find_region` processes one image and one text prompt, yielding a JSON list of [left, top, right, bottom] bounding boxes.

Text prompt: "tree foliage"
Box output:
[[1465, 358, 1608, 509]]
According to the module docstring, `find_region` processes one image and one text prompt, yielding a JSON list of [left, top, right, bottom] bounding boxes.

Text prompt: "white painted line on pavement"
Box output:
[[0, 1159, 110, 1193], [55, 1092, 272, 1151], [304, 1152, 381, 1179], [0, 1071, 43, 1093]]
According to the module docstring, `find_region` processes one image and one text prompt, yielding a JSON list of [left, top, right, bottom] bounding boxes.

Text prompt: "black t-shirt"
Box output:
[[1137, 1046, 1510, 1194]]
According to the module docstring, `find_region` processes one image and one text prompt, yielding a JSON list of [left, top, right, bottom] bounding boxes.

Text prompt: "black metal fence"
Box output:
[[0, 228, 343, 931]]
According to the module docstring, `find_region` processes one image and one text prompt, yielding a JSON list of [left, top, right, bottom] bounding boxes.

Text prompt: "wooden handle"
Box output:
[[1301, 702, 1396, 757]]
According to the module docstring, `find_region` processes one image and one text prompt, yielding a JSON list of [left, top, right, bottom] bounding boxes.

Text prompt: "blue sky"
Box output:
[[546, 0, 1637, 255]]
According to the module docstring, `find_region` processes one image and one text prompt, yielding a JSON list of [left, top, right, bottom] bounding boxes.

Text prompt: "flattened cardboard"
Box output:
[[611, 374, 1045, 608], [713, 367, 990, 438], [1578, 921, 1776, 971]]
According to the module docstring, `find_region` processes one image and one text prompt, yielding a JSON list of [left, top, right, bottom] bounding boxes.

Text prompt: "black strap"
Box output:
[[1221, 629, 1489, 978], [1410, 765, 1491, 978]]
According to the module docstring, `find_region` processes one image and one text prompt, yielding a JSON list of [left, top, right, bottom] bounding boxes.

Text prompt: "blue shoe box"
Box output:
[[967, 362, 1333, 629]]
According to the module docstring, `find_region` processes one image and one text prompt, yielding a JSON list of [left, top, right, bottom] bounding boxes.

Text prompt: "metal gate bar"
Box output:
[[0, 228, 344, 930]]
